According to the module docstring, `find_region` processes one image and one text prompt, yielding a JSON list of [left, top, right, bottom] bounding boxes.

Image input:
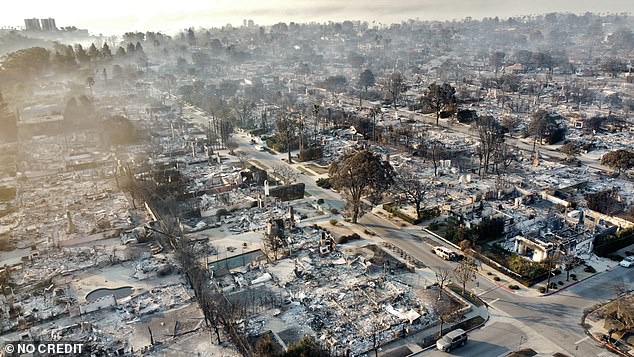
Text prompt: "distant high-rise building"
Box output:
[[24, 18, 41, 31], [40, 18, 57, 32]]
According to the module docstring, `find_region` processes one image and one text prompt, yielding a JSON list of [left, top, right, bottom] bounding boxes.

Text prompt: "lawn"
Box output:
[[305, 163, 329, 174]]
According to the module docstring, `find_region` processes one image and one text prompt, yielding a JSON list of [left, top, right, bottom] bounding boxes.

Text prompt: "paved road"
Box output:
[[178, 101, 621, 357], [424, 322, 523, 357]]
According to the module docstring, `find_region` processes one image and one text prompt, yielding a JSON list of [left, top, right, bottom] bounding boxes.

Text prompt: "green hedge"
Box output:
[[316, 177, 331, 189], [298, 147, 323, 162], [472, 245, 548, 286], [383, 203, 422, 225], [249, 128, 267, 136], [593, 228, 634, 256]]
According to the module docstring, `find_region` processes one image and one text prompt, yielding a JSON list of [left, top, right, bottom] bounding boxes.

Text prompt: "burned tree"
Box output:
[[453, 257, 478, 295], [431, 296, 461, 337], [393, 165, 432, 220], [383, 72, 406, 110], [434, 268, 451, 300], [275, 111, 298, 163], [262, 219, 287, 261], [475, 115, 505, 177], [272, 164, 298, 186]]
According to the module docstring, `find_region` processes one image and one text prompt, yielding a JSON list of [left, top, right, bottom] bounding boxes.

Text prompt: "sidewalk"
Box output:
[[378, 299, 490, 356], [583, 295, 634, 356]]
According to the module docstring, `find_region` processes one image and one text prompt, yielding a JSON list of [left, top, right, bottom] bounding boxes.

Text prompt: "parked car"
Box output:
[[433, 246, 457, 261], [620, 256, 634, 268], [436, 328, 468, 352]]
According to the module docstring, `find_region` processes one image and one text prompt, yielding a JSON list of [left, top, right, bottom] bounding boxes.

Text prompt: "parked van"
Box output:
[[436, 328, 468, 352], [433, 246, 456, 261]]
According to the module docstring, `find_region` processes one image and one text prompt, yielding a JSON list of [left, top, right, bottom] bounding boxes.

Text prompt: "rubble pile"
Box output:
[[246, 229, 433, 355]]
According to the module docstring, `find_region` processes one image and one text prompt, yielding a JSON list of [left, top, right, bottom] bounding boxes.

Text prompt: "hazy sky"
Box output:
[[1, 0, 633, 35]]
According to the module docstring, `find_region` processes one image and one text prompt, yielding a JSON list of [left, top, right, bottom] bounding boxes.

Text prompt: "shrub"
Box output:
[[316, 177, 331, 189], [570, 274, 577, 280], [593, 227, 634, 256], [548, 282, 558, 289], [509, 284, 520, 290], [537, 286, 546, 293], [493, 276, 501, 281], [364, 229, 376, 236], [337, 233, 361, 244], [383, 203, 425, 225], [298, 147, 323, 162], [316, 198, 324, 204], [330, 208, 339, 215], [487, 272, 493, 276], [584, 266, 596, 273], [329, 219, 338, 226], [558, 281, 564, 286], [606, 254, 624, 262], [216, 208, 229, 218], [428, 221, 440, 231]]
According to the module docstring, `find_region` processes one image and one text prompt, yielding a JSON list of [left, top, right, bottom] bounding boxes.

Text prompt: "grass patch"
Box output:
[[249, 160, 270, 170], [305, 163, 329, 174], [456, 315, 486, 331], [448, 283, 484, 307], [297, 166, 315, 176]]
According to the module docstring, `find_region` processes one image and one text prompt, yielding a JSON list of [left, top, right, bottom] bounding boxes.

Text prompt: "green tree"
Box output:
[[329, 149, 394, 223], [74, 44, 90, 64], [283, 335, 330, 357], [358, 68, 376, 92], [528, 110, 565, 146], [559, 141, 580, 161], [101, 43, 112, 58], [0, 47, 50, 82], [115, 46, 126, 57], [425, 82, 456, 126], [601, 149, 634, 174], [358, 68, 376, 106], [87, 43, 100, 60]]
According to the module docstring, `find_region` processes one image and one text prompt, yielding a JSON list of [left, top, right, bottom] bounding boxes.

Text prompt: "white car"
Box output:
[[620, 256, 634, 268], [433, 246, 457, 261]]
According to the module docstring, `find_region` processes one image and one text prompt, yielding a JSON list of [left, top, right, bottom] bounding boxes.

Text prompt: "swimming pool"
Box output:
[[85, 286, 133, 302]]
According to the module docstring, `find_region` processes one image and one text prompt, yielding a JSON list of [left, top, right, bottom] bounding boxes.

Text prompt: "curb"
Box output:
[[493, 280, 518, 294], [588, 332, 631, 357], [540, 270, 603, 297], [414, 312, 491, 354]]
